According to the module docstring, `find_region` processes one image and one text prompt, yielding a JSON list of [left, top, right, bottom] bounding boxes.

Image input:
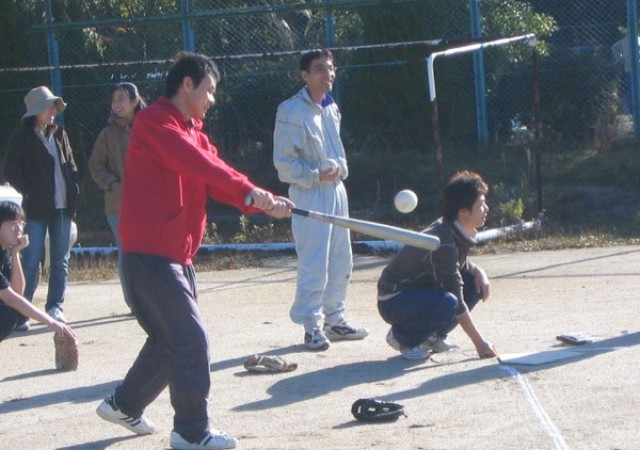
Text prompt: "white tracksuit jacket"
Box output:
[[273, 87, 352, 331]]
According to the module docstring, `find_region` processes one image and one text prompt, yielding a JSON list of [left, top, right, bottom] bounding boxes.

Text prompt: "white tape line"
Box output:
[[500, 365, 569, 450]]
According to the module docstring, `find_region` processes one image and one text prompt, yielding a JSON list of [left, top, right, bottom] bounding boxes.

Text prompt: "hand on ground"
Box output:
[[476, 339, 497, 358]]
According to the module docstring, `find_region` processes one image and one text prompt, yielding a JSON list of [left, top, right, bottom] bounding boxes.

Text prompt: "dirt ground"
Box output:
[[1, 245, 639, 450]]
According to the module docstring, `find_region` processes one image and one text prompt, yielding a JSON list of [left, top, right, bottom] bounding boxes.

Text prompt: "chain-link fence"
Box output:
[[0, 0, 635, 244]]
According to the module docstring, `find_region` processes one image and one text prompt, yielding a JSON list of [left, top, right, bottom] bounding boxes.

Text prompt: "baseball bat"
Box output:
[[291, 208, 440, 251], [244, 194, 439, 250], [474, 217, 542, 244]]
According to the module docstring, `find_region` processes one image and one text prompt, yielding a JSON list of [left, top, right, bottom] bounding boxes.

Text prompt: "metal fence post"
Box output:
[[45, 0, 63, 125], [325, 8, 341, 103], [425, 55, 445, 192], [627, 0, 640, 137], [531, 47, 543, 214], [470, 0, 488, 149], [181, 0, 195, 52]]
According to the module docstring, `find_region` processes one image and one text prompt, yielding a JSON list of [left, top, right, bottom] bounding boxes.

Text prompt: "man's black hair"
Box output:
[[442, 170, 488, 222], [165, 52, 220, 98], [0, 201, 24, 225], [300, 49, 334, 72]]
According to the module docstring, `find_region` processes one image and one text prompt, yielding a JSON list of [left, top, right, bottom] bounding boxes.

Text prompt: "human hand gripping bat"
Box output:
[[246, 188, 293, 219]]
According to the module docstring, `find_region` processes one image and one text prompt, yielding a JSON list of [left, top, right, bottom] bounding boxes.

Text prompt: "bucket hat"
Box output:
[[22, 86, 67, 119]]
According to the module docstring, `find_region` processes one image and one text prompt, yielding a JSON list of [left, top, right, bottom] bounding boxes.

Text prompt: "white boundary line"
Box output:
[[499, 365, 570, 450]]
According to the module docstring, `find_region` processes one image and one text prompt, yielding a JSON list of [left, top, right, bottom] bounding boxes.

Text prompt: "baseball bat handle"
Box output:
[[291, 208, 309, 217]]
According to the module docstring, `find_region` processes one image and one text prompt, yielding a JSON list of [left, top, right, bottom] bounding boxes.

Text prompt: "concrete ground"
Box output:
[[1, 245, 639, 449]]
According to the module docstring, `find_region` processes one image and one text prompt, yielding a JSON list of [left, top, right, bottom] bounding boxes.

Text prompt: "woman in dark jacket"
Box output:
[[3, 86, 80, 328]]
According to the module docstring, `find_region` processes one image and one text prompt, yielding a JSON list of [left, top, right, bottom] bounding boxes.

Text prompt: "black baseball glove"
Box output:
[[351, 398, 406, 423]]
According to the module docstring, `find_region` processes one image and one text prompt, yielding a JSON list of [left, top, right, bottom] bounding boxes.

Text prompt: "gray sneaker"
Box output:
[[401, 343, 430, 360], [96, 395, 156, 435], [15, 321, 30, 332], [304, 329, 330, 351], [385, 328, 402, 351], [47, 307, 66, 323], [170, 430, 237, 449], [426, 335, 458, 353], [323, 321, 369, 341]]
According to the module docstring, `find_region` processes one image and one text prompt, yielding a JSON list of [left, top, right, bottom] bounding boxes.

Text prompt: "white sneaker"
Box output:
[[170, 430, 237, 449], [323, 321, 369, 341], [47, 307, 66, 323], [96, 395, 156, 435], [401, 344, 430, 360], [304, 329, 330, 351], [385, 328, 402, 351], [15, 321, 30, 332], [426, 335, 459, 353]]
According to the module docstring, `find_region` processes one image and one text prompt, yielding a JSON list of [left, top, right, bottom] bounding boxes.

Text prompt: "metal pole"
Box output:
[[325, 8, 340, 103], [426, 56, 445, 191], [627, 0, 640, 136], [181, 0, 195, 52], [45, 0, 63, 125], [470, 0, 488, 149], [425, 34, 535, 193], [531, 48, 543, 214]]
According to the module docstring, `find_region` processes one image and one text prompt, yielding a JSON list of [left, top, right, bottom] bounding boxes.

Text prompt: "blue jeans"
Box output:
[[106, 213, 131, 308], [377, 272, 483, 348], [22, 209, 71, 311]]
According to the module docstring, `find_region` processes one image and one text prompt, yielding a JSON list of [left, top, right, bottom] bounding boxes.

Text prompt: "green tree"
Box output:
[[0, 0, 46, 177]]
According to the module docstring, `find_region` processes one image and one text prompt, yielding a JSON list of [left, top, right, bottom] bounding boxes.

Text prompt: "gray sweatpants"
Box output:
[[289, 180, 353, 331], [114, 253, 211, 442]]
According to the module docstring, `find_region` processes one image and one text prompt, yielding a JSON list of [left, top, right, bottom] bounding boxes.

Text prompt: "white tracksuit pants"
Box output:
[[289, 180, 352, 331]]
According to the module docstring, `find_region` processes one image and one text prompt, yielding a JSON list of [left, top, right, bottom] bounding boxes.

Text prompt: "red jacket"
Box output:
[[119, 96, 258, 264]]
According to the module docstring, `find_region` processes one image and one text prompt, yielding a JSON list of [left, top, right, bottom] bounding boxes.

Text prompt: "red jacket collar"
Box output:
[[155, 96, 204, 131]]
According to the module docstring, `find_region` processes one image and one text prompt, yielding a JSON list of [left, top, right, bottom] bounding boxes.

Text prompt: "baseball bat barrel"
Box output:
[[292, 208, 440, 251]]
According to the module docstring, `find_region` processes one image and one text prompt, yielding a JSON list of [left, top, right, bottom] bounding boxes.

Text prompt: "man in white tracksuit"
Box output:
[[273, 49, 368, 351]]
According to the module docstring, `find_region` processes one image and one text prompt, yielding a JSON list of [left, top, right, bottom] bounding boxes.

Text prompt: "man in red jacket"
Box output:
[[96, 52, 292, 450]]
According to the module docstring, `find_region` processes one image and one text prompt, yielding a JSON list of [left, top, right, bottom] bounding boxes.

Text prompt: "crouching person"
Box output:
[[377, 170, 498, 360], [0, 201, 76, 343]]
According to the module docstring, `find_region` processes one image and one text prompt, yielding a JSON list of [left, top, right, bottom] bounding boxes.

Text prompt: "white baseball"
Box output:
[[320, 159, 339, 174], [394, 189, 418, 213]]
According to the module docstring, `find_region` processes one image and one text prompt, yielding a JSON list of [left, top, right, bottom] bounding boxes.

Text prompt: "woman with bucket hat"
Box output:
[[3, 86, 80, 328]]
